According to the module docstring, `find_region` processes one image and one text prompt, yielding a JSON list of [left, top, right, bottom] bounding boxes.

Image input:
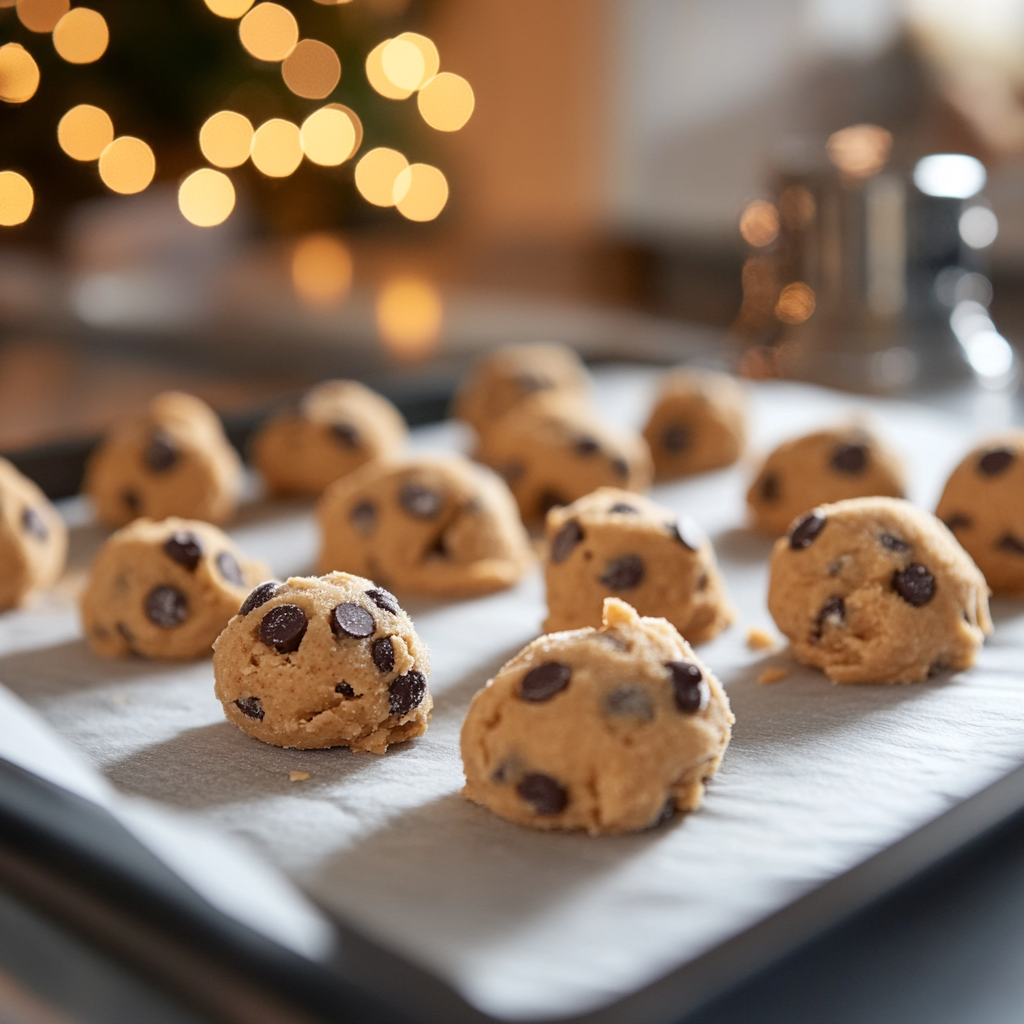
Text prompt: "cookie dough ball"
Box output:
[[213, 572, 432, 752], [544, 487, 734, 643], [768, 497, 991, 684], [252, 380, 407, 497], [748, 426, 905, 536], [84, 392, 243, 528], [81, 517, 268, 660], [936, 433, 1024, 595], [643, 368, 747, 480], [317, 456, 532, 598], [461, 597, 733, 834], [0, 458, 68, 611], [476, 393, 653, 525], [454, 341, 589, 438]]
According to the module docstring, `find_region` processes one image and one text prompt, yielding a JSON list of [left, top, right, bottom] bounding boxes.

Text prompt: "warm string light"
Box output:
[[417, 72, 474, 131], [251, 117, 302, 177], [239, 2, 297, 62], [52, 7, 109, 64], [204, 0, 254, 17], [16, 0, 67, 33], [393, 163, 448, 221], [376, 275, 442, 360], [355, 147, 408, 206], [178, 168, 235, 226], [0, 171, 33, 225], [291, 232, 352, 308], [98, 136, 156, 194], [739, 200, 779, 248], [0, 43, 40, 103], [200, 110, 254, 168], [58, 103, 113, 160], [300, 105, 358, 166], [826, 124, 892, 181], [281, 38, 340, 99], [775, 282, 816, 324]]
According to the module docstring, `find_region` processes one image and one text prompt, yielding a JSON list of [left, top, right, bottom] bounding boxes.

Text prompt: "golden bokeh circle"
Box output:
[[16, 0, 67, 33], [204, 0, 254, 17], [417, 72, 474, 131], [381, 37, 424, 92], [251, 118, 302, 177], [98, 136, 156, 195], [0, 44, 40, 104], [281, 38, 340, 99], [200, 110, 254, 168], [58, 104, 114, 161], [826, 124, 892, 180], [291, 233, 353, 308], [739, 200, 779, 248], [300, 106, 357, 166], [354, 147, 408, 206], [0, 171, 33, 226], [376, 276, 442, 360], [52, 8, 109, 64], [326, 102, 362, 155], [365, 40, 412, 100], [775, 282, 816, 325], [239, 3, 298, 62], [396, 32, 439, 88], [393, 163, 448, 221], [178, 168, 236, 227]]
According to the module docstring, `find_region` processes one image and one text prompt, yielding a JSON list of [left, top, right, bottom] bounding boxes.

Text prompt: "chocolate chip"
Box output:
[[670, 516, 702, 551], [649, 794, 676, 828], [143, 431, 178, 472], [122, 490, 140, 515], [240, 581, 278, 616], [259, 604, 308, 652], [831, 443, 867, 474], [335, 682, 356, 698], [21, 507, 47, 540], [366, 587, 400, 614], [696, 571, 708, 590], [389, 670, 426, 715], [331, 602, 375, 638], [604, 685, 654, 722], [814, 595, 845, 640], [944, 513, 972, 531], [520, 662, 571, 702], [611, 457, 629, 479], [760, 472, 779, 501], [235, 696, 264, 721], [979, 447, 1015, 476], [217, 551, 244, 585], [600, 555, 644, 590], [500, 462, 525, 485], [116, 621, 135, 644], [163, 531, 203, 571], [551, 520, 583, 564], [892, 564, 935, 607], [997, 533, 1024, 556], [609, 502, 638, 514], [538, 490, 567, 516], [517, 772, 567, 815], [399, 483, 443, 519], [350, 500, 377, 535], [330, 422, 360, 447], [144, 585, 188, 628], [879, 533, 910, 553], [789, 509, 826, 550], [575, 437, 600, 456], [662, 424, 690, 453], [372, 636, 395, 674], [667, 660, 709, 713], [516, 372, 551, 394]]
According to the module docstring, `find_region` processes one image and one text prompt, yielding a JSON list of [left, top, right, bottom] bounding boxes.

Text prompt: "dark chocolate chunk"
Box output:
[[670, 516, 702, 552], [122, 489, 141, 515], [696, 571, 708, 591], [399, 483, 443, 519], [239, 581, 278, 617], [350, 500, 377, 535], [600, 554, 644, 590], [235, 696, 264, 721], [335, 682, 356, 698], [550, 520, 583, 564], [575, 436, 600, 456], [667, 660, 709, 714], [516, 372, 551, 394], [943, 513, 972, 532], [996, 533, 1024, 556], [814, 595, 845, 640], [520, 661, 571, 702], [389, 670, 427, 715], [217, 551, 244, 585], [760, 472, 779, 501], [330, 422, 360, 447], [789, 509, 826, 550], [21, 507, 47, 540], [366, 587, 400, 614], [144, 585, 188, 629], [163, 531, 203, 571], [143, 431, 178, 472], [604, 685, 654, 722], [892, 564, 935, 607], [372, 636, 395, 674], [611, 457, 629, 479], [517, 773, 567, 815], [500, 461, 525, 485], [649, 794, 676, 829], [879, 533, 910, 553], [979, 447, 1015, 476], [609, 502, 638, 514], [259, 604, 308, 653], [830, 443, 868, 474], [662, 424, 690, 454], [538, 490, 567, 517], [331, 602, 375, 638]]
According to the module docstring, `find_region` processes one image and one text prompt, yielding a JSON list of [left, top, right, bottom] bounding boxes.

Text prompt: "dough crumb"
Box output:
[[757, 667, 788, 686], [746, 627, 776, 650], [289, 770, 310, 782]]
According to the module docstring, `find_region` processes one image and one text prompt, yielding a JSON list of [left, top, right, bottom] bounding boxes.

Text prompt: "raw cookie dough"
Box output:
[[317, 455, 532, 597], [935, 432, 1024, 595], [544, 487, 734, 643], [748, 426, 905, 536], [84, 391, 243, 527], [81, 517, 268, 659], [461, 597, 733, 834], [453, 341, 589, 439], [475, 392, 653, 525], [768, 497, 992, 684], [0, 458, 68, 611], [643, 368, 748, 479], [213, 571, 432, 752], [251, 380, 407, 497]]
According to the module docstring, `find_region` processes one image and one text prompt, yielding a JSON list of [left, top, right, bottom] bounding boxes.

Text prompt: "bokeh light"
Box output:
[[913, 154, 987, 199], [960, 205, 999, 248], [366, 40, 412, 100], [300, 105, 357, 166], [239, 3, 298, 62], [281, 38, 340, 99], [291, 233, 353, 308], [58, 104, 114, 161], [417, 72, 474, 131], [200, 110, 254, 168], [376, 276, 442, 360], [826, 124, 892, 180], [204, 0, 254, 17], [397, 32, 439, 87], [251, 117, 302, 176], [739, 200, 779, 247], [0, 44, 40, 104], [16, 0, 67, 33], [52, 8, 109, 64], [775, 282, 816, 324], [393, 163, 448, 221], [355, 147, 408, 206], [98, 137, 156, 195], [381, 37, 424, 91], [0, 171, 33, 226], [178, 168, 236, 227]]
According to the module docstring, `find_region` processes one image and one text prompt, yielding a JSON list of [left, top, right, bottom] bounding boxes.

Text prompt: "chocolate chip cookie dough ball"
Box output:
[[252, 380, 407, 497], [768, 497, 991, 684], [317, 456, 532, 598], [748, 426, 905, 536], [213, 572, 432, 752], [81, 518, 269, 659], [0, 458, 67, 611], [544, 487, 734, 643], [475, 393, 653, 525], [936, 433, 1024, 595], [461, 597, 733, 834], [643, 368, 748, 479], [84, 392, 243, 528]]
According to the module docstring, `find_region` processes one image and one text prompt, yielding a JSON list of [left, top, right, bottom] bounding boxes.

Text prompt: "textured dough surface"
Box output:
[[768, 497, 991, 684], [81, 517, 268, 659], [252, 380, 406, 497], [748, 425, 905, 536], [461, 598, 733, 834], [84, 391, 243, 527], [213, 572, 432, 752], [0, 457, 67, 611], [543, 487, 734, 643]]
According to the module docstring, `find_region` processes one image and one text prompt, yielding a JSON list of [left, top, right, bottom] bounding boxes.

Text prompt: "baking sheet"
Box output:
[[2, 368, 1024, 1021]]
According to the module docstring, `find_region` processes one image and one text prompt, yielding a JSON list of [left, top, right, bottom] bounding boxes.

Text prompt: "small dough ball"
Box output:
[[84, 392, 243, 527], [461, 597, 733, 834], [936, 433, 1024, 595], [475, 393, 653, 525], [643, 368, 748, 479], [252, 380, 407, 497], [453, 341, 589, 438], [317, 456, 532, 598], [213, 572, 432, 752], [544, 487, 734, 643], [768, 497, 991, 684], [81, 517, 269, 660], [748, 426, 904, 536], [0, 458, 67, 611]]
